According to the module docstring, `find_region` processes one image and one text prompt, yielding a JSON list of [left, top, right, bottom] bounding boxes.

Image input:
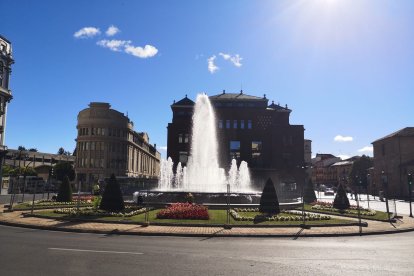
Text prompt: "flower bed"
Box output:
[[29, 199, 92, 206], [230, 208, 331, 222], [310, 201, 376, 216], [54, 207, 150, 217], [156, 203, 209, 220]]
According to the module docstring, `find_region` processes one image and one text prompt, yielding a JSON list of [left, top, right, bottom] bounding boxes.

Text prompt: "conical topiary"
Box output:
[[99, 174, 125, 212], [56, 175, 72, 202], [303, 178, 317, 204], [259, 178, 280, 215], [333, 183, 350, 210]]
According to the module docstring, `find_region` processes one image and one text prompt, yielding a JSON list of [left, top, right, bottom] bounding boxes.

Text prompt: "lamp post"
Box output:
[[408, 173, 413, 218], [366, 173, 371, 209], [381, 170, 391, 222]]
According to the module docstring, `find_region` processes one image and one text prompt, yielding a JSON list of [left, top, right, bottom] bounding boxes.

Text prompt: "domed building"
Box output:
[[75, 102, 160, 192]]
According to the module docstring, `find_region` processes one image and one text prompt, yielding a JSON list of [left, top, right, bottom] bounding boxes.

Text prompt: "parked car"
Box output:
[[324, 188, 335, 196]]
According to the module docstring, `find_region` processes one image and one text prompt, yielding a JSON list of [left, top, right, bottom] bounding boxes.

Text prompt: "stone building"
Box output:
[[0, 35, 14, 192], [372, 127, 414, 198], [75, 102, 160, 192], [167, 91, 305, 190], [311, 154, 341, 187]]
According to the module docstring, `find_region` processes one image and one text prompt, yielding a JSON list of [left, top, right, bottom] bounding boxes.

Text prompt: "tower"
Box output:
[[0, 35, 14, 193]]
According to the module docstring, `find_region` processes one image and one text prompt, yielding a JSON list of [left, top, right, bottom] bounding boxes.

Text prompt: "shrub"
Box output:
[[303, 179, 317, 204], [259, 178, 280, 215], [56, 175, 72, 202], [184, 193, 194, 204], [333, 184, 350, 210], [99, 174, 125, 212]]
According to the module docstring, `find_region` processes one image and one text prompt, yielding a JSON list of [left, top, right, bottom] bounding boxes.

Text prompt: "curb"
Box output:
[[1, 217, 414, 238]]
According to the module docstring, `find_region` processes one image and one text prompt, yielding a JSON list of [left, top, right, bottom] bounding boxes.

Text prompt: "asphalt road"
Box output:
[[0, 225, 413, 276]]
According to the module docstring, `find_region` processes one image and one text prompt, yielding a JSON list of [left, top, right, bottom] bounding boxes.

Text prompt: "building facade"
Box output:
[[75, 102, 161, 191], [167, 91, 305, 190], [0, 35, 14, 193], [372, 127, 414, 198]]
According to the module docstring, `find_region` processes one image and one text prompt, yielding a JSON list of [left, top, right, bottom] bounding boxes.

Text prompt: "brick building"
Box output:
[[167, 91, 305, 190], [372, 127, 414, 198]]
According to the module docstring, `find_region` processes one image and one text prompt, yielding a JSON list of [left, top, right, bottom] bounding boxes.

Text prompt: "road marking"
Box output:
[[49, 248, 143, 255]]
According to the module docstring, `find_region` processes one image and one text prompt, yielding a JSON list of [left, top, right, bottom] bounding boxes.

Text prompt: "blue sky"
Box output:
[[1, 0, 413, 159]]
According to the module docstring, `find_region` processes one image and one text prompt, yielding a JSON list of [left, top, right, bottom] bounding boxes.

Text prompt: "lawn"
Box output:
[[35, 209, 357, 226]]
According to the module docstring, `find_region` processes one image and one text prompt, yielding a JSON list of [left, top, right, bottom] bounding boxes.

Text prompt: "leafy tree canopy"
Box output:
[[17, 146, 27, 151], [54, 162, 75, 181], [349, 155, 373, 187]]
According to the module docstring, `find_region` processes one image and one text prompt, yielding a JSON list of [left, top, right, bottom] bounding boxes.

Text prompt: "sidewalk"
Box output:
[[1, 205, 414, 237]]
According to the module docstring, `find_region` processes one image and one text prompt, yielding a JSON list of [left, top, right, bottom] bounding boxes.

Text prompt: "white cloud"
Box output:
[[74, 27, 101, 38], [334, 135, 353, 142], [97, 39, 130, 52], [207, 55, 219, 73], [124, 44, 158, 58], [358, 146, 373, 153], [159, 146, 167, 151], [106, 25, 120, 36], [338, 154, 351, 160], [219, 52, 243, 67]]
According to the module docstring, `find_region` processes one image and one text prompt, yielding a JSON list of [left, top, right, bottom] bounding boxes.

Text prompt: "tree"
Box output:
[[57, 147, 71, 156], [54, 162, 75, 181], [333, 183, 350, 210], [28, 148, 38, 152], [303, 178, 317, 204], [99, 174, 125, 212], [349, 155, 373, 188], [17, 146, 27, 151], [56, 175, 72, 202], [259, 178, 280, 215]]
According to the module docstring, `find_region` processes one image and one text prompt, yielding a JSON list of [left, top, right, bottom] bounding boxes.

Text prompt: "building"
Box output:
[[372, 127, 414, 198], [0, 35, 14, 193], [75, 102, 161, 192], [167, 91, 305, 190], [2, 149, 75, 194], [311, 154, 341, 187]]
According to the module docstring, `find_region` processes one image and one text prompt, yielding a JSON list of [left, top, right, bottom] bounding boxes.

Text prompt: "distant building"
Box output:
[[75, 102, 161, 192], [372, 127, 414, 198], [167, 91, 305, 190], [311, 154, 341, 187], [0, 35, 14, 193], [2, 149, 75, 194]]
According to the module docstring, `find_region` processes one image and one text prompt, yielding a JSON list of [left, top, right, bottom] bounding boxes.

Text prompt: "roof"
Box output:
[[331, 161, 353, 166], [267, 100, 291, 112], [209, 91, 267, 102], [372, 127, 414, 144], [171, 95, 195, 106]]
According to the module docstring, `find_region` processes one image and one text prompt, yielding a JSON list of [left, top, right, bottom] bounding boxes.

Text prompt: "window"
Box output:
[[91, 142, 95, 150], [178, 134, 183, 143], [240, 120, 245, 129], [247, 120, 252, 129], [226, 120, 230, 129], [233, 120, 237, 129], [251, 141, 262, 167], [230, 141, 241, 161], [184, 134, 189, 143], [218, 120, 223, 129], [97, 128, 101, 135]]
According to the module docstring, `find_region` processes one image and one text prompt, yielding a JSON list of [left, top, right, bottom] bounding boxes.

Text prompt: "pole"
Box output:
[[301, 166, 306, 228], [408, 173, 413, 218], [356, 186, 362, 235], [382, 171, 391, 222], [30, 179, 37, 215], [77, 180, 81, 213], [21, 173, 27, 203]]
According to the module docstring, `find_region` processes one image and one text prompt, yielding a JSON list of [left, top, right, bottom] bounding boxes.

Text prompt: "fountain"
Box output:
[[157, 93, 255, 193]]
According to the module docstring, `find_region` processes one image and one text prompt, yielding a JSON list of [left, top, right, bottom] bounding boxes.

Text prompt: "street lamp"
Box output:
[[381, 170, 391, 222], [408, 173, 413, 218]]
